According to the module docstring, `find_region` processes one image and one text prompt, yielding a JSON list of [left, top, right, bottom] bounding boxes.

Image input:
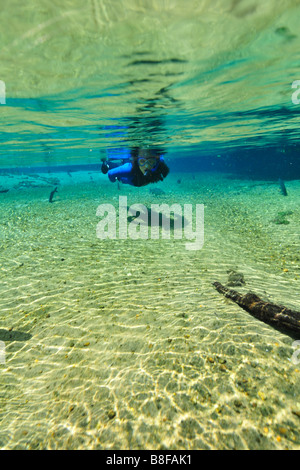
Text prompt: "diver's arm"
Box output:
[[108, 162, 133, 184]]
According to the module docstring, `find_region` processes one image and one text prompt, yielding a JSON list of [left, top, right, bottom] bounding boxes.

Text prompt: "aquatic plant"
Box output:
[[272, 211, 293, 225]]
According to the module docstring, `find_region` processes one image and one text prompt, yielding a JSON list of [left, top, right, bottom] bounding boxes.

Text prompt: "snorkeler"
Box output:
[[101, 148, 169, 187]]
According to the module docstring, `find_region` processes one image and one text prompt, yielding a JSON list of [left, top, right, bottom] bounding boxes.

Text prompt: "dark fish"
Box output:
[[278, 178, 288, 196], [149, 188, 166, 196], [49, 186, 58, 203]]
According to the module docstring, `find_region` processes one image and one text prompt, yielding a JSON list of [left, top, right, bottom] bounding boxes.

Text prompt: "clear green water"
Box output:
[[0, 0, 300, 450], [1, 0, 300, 167]]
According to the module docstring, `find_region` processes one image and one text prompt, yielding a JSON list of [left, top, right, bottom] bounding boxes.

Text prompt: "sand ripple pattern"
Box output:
[[0, 173, 299, 449]]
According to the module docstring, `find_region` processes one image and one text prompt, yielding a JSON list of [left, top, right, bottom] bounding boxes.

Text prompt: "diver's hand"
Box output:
[[101, 162, 109, 174]]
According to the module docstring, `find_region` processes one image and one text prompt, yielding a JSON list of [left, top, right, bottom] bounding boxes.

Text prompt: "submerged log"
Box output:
[[213, 281, 300, 334]]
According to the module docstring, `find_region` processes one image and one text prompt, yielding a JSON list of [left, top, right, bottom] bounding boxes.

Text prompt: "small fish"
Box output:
[[149, 188, 166, 196]]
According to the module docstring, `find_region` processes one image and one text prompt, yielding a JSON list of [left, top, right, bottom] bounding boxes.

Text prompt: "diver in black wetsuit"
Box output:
[[101, 147, 169, 187]]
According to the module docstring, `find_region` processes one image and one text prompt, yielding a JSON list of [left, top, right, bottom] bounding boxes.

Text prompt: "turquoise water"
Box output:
[[1, 0, 300, 170], [1, 0, 300, 450]]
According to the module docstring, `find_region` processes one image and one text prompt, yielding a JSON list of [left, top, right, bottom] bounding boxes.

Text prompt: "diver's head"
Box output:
[[137, 149, 159, 175]]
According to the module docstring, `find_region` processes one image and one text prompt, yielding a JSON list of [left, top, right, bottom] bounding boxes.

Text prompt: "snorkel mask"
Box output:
[[138, 157, 159, 175]]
